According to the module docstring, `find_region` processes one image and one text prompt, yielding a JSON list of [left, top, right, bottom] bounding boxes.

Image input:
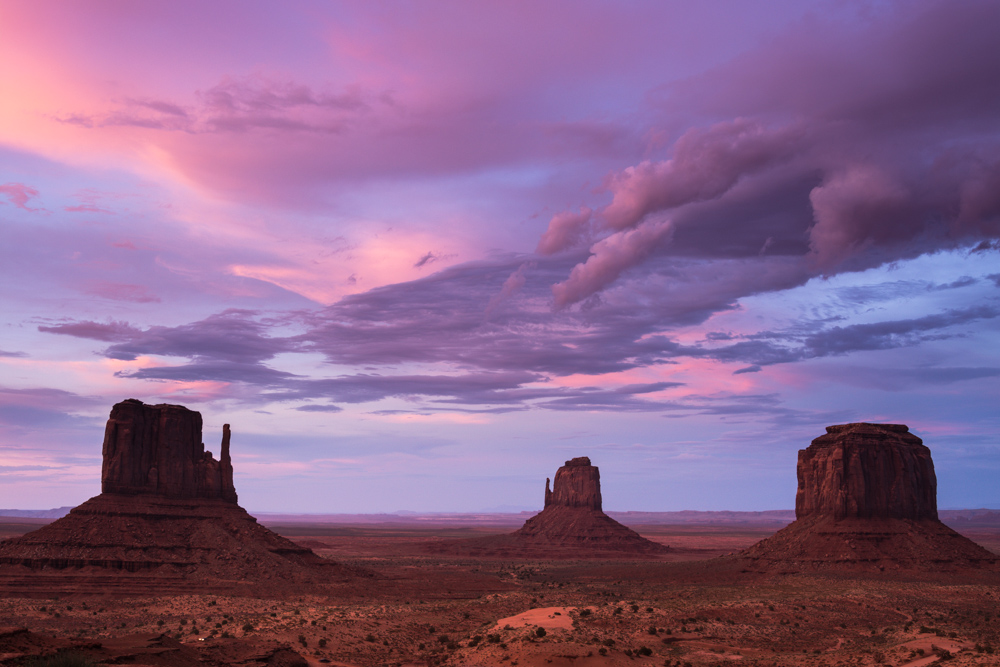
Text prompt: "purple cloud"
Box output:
[[38, 320, 142, 343], [294, 404, 343, 413], [0, 386, 104, 429], [84, 282, 161, 303], [414, 252, 438, 268], [537, 0, 1000, 306]]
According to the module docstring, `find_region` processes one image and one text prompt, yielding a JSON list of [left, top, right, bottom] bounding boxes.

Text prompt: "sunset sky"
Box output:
[[1, 0, 999, 513]]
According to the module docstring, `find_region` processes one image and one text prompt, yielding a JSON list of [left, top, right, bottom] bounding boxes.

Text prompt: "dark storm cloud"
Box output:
[[540, 0, 1000, 306]]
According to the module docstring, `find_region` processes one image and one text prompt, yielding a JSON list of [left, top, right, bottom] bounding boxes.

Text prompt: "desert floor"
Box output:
[[0, 515, 998, 666]]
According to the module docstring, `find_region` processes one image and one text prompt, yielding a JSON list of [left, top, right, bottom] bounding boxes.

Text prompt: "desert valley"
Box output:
[[4, 3, 1000, 666], [0, 401, 997, 667]]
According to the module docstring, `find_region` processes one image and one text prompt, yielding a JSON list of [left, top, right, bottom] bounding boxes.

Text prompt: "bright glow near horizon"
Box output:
[[1, 1, 999, 513]]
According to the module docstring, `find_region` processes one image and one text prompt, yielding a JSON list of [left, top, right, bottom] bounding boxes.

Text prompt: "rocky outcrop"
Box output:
[[737, 423, 996, 573], [0, 399, 357, 595], [428, 457, 668, 558], [795, 423, 936, 521], [545, 457, 602, 510], [102, 399, 237, 503]]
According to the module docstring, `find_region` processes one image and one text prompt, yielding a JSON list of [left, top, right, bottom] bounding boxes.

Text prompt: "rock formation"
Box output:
[[0, 399, 357, 595], [544, 457, 602, 509], [738, 423, 996, 572], [102, 399, 238, 502], [795, 423, 937, 521], [428, 457, 669, 558]]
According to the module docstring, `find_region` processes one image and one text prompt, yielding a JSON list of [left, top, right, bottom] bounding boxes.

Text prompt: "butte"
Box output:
[[428, 457, 669, 558], [0, 399, 357, 596], [736, 422, 997, 573]]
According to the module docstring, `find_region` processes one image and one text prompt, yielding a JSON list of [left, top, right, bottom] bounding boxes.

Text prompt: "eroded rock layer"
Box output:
[[737, 423, 996, 573], [796, 423, 936, 521], [545, 456, 602, 510], [429, 457, 668, 558], [102, 399, 238, 502], [0, 399, 357, 595]]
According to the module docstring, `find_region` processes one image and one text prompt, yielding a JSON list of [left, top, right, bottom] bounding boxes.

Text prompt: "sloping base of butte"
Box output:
[[430, 505, 670, 559], [0, 494, 357, 596], [736, 516, 996, 574]]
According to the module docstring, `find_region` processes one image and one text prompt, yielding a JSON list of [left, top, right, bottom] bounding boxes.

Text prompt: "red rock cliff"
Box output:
[[101, 399, 238, 503], [795, 423, 936, 521], [545, 456, 602, 511]]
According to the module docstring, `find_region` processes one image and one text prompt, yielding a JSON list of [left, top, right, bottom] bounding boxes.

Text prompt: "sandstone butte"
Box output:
[[737, 422, 997, 572], [428, 456, 669, 558], [0, 399, 357, 596]]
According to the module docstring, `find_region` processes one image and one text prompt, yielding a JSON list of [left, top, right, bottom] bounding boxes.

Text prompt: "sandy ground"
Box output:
[[0, 517, 998, 666], [494, 606, 582, 631]]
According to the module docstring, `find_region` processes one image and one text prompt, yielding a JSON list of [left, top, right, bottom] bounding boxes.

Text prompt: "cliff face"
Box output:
[[101, 399, 238, 503], [795, 423, 936, 521], [545, 456, 602, 510]]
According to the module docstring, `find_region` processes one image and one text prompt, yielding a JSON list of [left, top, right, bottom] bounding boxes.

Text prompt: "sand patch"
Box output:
[[494, 606, 581, 631]]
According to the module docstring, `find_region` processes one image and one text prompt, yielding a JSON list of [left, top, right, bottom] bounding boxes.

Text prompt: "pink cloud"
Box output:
[[0, 183, 39, 210], [807, 165, 915, 270], [65, 204, 112, 213], [602, 119, 803, 232], [486, 262, 533, 316], [552, 218, 673, 309], [538, 1, 1000, 305], [537, 207, 592, 255]]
